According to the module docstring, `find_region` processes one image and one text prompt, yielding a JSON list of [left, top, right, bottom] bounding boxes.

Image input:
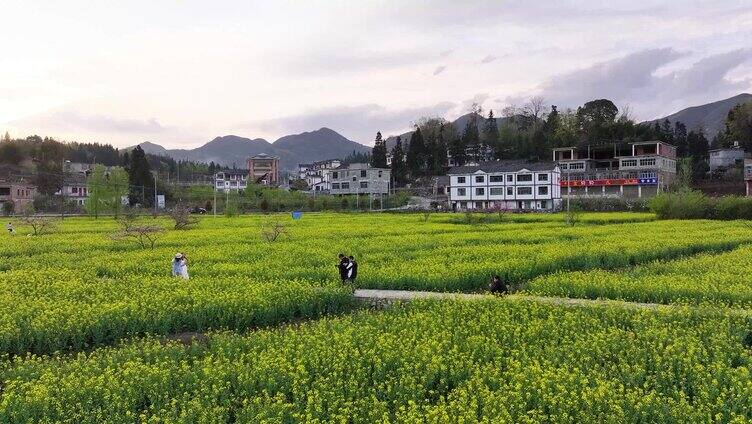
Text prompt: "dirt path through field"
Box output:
[[353, 289, 751, 315]]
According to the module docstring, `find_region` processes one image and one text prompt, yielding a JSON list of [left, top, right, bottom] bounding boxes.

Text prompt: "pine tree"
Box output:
[[370, 131, 388, 168], [461, 119, 480, 163], [449, 133, 467, 167], [406, 127, 427, 177], [390, 138, 408, 187], [127, 146, 155, 206], [481, 110, 499, 160], [431, 124, 449, 174]]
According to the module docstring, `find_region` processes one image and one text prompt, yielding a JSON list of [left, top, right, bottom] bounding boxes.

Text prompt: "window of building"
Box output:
[[333, 171, 339, 179], [490, 187, 504, 196], [457, 176, 466, 183], [475, 175, 485, 183], [475, 187, 485, 195], [640, 171, 656, 179], [568, 162, 585, 170], [360, 182, 368, 189], [640, 158, 656, 166], [517, 174, 533, 182], [537, 173, 548, 181], [538, 186, 548, 195], [0, 187, 10, 196], [457, 188, 466, 196], [361, 170, 367, 178], [332, 183, 340, 189], [341, 182, 350, 189], [507, 174, 513, 183], [622, 159, 638, 167], [517, 187, 532, 195], [490, 175, 503, 182], [506, 187, 513, 196]]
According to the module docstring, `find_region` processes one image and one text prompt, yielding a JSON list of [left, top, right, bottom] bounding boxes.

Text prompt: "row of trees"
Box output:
[[372, 97, 752, 187]]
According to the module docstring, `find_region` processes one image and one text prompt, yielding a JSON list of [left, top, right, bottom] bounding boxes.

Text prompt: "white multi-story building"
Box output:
[[214, 170, 248, 192], [297, 159, 341, 192], [327, 163, 391, 195], [448, 161, 561, 211]]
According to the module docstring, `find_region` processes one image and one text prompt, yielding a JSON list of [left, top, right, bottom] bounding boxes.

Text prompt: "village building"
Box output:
[[247, 153, 280, 185], [214, 170, 248, 192], [0, 179, 36, 213], [447, 161, 561, 211], [327, 163, 391, 195], [709, 143, 747, 174], [297, 159, 341, 192], [552, 140, 677, 198]]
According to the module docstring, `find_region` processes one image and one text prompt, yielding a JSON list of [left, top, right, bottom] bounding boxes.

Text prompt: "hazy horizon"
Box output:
[[2, 0, 751, 148]]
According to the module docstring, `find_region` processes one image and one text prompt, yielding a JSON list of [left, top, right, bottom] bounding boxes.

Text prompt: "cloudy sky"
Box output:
[[1, 0, 751, 148]]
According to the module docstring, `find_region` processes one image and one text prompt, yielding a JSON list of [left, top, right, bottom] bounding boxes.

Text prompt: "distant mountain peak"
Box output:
[[646, 93, 752, 135]]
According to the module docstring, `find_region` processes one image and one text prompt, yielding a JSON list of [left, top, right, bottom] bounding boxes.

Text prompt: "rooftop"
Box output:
[[448, 160, 558, 175]]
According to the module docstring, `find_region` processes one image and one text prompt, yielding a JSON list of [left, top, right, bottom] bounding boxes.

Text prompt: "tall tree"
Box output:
[[576, 99, 619, 143], [482, 110, 499, 159], [109, 167, 130, 217], [85, 165, 109, 219], [725, 102, 752, 151], [405, 127, 427, 177], [127, 146, 155, 206], [370, 131, 388, 168], [687, 128, 710, 180], [390, 138, 408, 187], [461, 119, 480, 163]]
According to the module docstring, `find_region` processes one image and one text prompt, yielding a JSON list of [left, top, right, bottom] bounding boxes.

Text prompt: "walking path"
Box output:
[[354, 289, 749, 315]]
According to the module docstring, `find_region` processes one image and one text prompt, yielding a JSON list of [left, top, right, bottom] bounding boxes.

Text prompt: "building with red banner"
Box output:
[[552, 140, 676, 198]]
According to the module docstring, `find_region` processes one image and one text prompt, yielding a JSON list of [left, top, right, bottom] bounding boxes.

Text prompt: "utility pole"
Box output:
[[61, 159, 70, 219], [153, 172, 158, 215]]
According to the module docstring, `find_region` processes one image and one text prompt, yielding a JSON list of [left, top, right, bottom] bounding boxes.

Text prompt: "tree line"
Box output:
[[371, 98, 752, 187]]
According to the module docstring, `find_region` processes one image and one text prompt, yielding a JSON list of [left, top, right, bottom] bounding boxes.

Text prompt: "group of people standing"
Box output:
[[337, 253, 358, 287]]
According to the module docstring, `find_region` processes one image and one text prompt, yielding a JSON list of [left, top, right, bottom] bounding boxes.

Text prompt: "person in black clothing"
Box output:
[[348, 255, 358, 285], [337, 253, 350, 284], [489, 275, 508, 295]]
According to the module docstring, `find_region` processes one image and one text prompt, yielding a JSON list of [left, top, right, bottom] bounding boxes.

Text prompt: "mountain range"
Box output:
[[135, 93, 752, 170], [135, 127, 370, 170], [646, 93, 752, 135]]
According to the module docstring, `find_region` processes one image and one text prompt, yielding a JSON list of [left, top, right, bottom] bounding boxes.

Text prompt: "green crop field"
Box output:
[[3, 212, 752, 422]]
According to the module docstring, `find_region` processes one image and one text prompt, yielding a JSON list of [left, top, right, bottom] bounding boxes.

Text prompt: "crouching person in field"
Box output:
[[172, 253, 190, 280], [489, 275, 508, 295]]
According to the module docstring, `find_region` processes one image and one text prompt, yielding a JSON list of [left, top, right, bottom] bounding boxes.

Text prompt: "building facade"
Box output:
[[214, 170, 248, 192], [247, 154, 280, 185], [327, 163, 391, 195], [553, 140, 676, 198], [745, 159, 752, 197], [709, 145, 746, 174], [0, 180, 36, 213], [298, 159, 341, 192], [448, 161, 561, 211]]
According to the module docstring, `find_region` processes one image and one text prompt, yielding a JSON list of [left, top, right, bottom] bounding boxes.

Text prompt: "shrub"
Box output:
[[574, 196, 649, 212], [713, 196, 752, 220], [649, 189, 711, 220]]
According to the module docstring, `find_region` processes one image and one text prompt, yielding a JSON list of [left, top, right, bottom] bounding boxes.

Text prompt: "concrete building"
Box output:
[[0, 180, 36, 212], [327, 163, 391, 195], [709, 143, 746, 174], [247, 153, 280, 185], [553, 140, 676, 198], [298, 159, 341, 192], [214, 170, 248, 192], [448, 161, 561, 211], [745, 159, 752, 197], [58, 172, 89, 206]]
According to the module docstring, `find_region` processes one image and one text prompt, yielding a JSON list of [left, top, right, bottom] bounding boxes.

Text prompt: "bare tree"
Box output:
[[261, 220, 288, 242], [523, 96, 547, 131], [169, 202, 199, 230], [422, 209, 432, 222], [489, 203, 509, 223], [565, 201, 583, 227], [112, 217, 165, 249], [18, 205, 57, 236]]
